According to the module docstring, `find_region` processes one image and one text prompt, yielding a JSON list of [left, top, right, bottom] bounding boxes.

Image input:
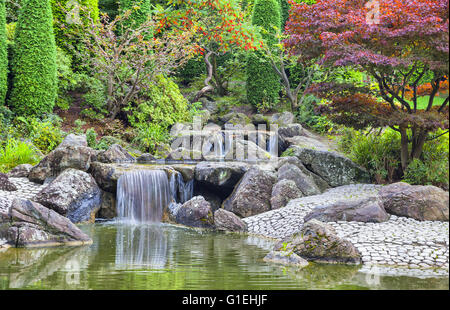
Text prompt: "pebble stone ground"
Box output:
[[242, 184, 449, 278], [0, 177, 45, 213]]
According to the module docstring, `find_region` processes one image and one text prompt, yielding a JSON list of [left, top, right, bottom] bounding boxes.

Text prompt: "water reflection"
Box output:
[[115, 224, 167, 270], [0, 223, 448, 290]]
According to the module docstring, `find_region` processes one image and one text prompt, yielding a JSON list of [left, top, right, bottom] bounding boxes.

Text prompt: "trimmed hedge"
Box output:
[[278, 0, 290, 29], [0, 0, 7, 104], [8, 0, 58, 116], [246, 0, 281, 108]]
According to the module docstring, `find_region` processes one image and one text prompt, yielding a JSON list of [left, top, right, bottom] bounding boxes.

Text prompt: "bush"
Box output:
[[338, 127, 449, 189], [0, 138, 41, 173], [0, 0, 7, 104], [15, 115, 64, 154], [126, 75, 191, 153], [176, 56, 206, 85], [246, 0, 281, 109], [8, 0, 58, 117], [119, 0, 151, 28], [99, 0, 119, 19], [55, 47, 83, 110], [295, 95, 336, 134], [51, 0, 99, 56]]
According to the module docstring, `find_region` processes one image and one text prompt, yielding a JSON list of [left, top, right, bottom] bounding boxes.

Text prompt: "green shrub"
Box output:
[[246, 0, 281, 109], [126, 75, 191, 153], [0, 0, 7, 104], [0, 138, 41, 173], [8, 0, 58, 117], [15, 116, 64, 154], [99, 0, 119, 19], [119, 0, 151, 28], [56, 47, 83, 110], [85, 127, 98, 148], [78, 74, 108, 119], [176, 56, 206, 85], [51, 0, 99, 55], [295, 95, 336, 134]]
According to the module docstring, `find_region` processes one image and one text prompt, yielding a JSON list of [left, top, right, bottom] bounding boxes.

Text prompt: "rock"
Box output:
[[263, 251, 309, 268], [220, 112, 251, 127], [57, 134, 88, 149], [175, 196, 215, 229], [284, 136, 329, 151], [0, 198, 92, 247], [199, 97, 219, 114], [28, 146, 98, 184], [276, 156, 330, 192], [304, 197, 390, 223], [136, 153, 156, 162], [277, 163, 322, 196], [288, 146, 371, 187], [197, 109, 211, 125], [170, 123, 191, 137], [275, 219, 361, 264], [278, 124, 303, 140], [97, 190, 117, 219], [166, 147, 203, 161], [223, 167, 276, 217], [88, 162, 121, 193], [0, 173, 17, 191], [97, 144, 135, 163], [271, 179, 303, 209], [33, 169, 102, 224], [379, 182, 449, 222], [214, 209, 247, 232], [231, 139, 273, 161], [270, 112, 295, 126], [172, 165, 195, 183], [6, 164, 33, 178], [194, 187, 223, 212], [195, 161, 249, 193], [252, 114, 269, 126], [203, 122, 222, 132]]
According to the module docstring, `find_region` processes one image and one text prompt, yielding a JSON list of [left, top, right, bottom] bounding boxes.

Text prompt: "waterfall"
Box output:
[[117, 169, 194, 223], [267, 133, 278, 157]]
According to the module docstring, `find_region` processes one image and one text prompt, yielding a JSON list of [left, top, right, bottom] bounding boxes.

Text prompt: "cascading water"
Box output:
[[116, 169, 194, 223], [267, 133, 278, 157], [117, 170, 171, 223]]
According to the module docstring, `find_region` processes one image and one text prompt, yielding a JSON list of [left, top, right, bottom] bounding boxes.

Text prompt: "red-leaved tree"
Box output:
[[285, 0, 449, 172]]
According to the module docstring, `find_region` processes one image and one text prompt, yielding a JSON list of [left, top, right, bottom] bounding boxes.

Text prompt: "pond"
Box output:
[[0, 222, 448, 290]]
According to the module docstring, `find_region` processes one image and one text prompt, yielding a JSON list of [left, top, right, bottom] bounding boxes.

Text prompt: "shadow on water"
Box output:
[[0, 223, 448, 290]]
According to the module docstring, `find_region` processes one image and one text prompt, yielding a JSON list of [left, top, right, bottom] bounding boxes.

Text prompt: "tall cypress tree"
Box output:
[[246, 0, 281, 109], [0, 0, 7, 105], [8, 0, 57, 116]]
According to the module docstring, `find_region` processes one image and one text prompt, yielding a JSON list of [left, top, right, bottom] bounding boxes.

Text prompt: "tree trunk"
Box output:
[[399, 126, 410, 173], [410, 130, 428, 161], [193, 50, 215, 102]]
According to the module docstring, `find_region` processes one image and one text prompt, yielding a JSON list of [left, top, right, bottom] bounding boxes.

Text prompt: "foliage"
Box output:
[[119, 0, 150, 28], [85, 127, 97, 148], [126, 74, 191, 153], [98, 0, 119, 19], [0, 0, 7, 105], [0, 138, 41, 173], [74, 7, 196, 119], [338, 127, 449, 189], [175, 55, 206, 85], [295, 95, 336, 134], [51, 0, 99, 57], [55, 47, 83, 110], [15, 115, 64, 153], [8, 0, 57, 117], [246, 0, 281, 109], [286, 0, 449, 172]]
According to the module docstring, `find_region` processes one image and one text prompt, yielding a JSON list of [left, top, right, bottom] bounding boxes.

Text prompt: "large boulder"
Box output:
[[175, 196, 215, 229], [166, 147, 203, 161], [278, 124, 303, 140], [33, 169, 102, 224], [277, 163, 322, 197], [220, 112, 251, 127], [7, 164, 33, 178], [304, 197, 390, 223], [195, 161, 249, 194], [0, 173, 17, 191], [214, 209, 247, 232], [97, 144, 135, 163], [97, 190, 117, 219], [136, 153, 156, 162], [88, 162, 123, 193], [223, 167, 276, 217], [283, 136, 329, 151], [57, 134, 88, 149], [270, 112, 295, 127], [276, 156, 330, 192], [275, 219, 361, 265], [271, 179, 303, 209], [379, 182, 449, 222], [0, 198, 92, 247], [288, 146, 371, 187], [28, 145, 98, 184]]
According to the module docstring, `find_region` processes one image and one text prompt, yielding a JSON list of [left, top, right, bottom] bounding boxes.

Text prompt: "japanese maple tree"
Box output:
[[285, 0, 449, 171], [155, 0, 263, 101]]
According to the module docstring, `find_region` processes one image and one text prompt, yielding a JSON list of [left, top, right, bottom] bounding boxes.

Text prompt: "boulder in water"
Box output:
[[98, 144, 135, 163], [175, 196, 215, 229], [214, 209, 247, 232]]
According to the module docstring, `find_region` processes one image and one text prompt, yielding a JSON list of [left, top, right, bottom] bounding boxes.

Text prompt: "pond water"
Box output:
[[0, 222, 448, 290]]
